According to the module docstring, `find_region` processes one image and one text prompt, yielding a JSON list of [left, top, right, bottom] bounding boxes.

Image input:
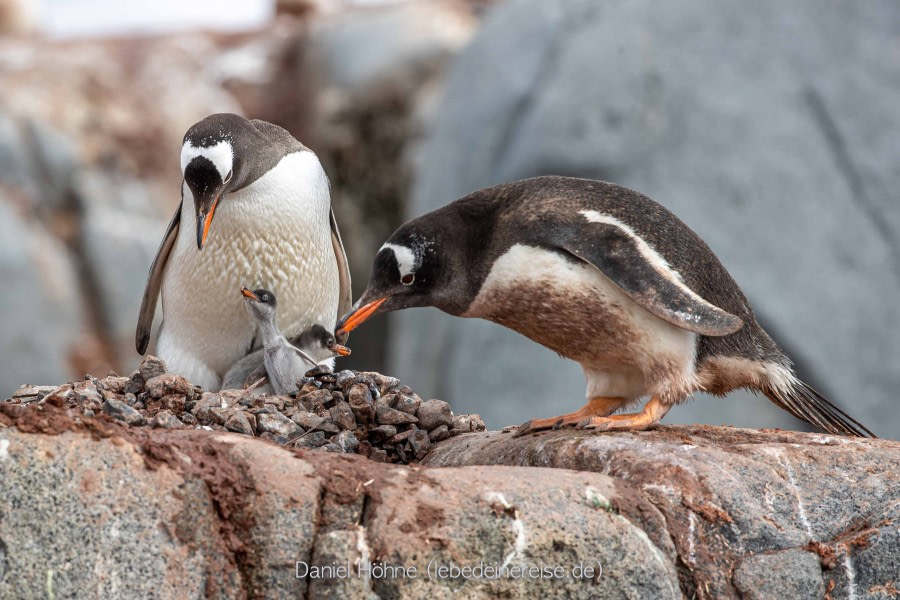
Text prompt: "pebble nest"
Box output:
[[4, 355, 486, 464]]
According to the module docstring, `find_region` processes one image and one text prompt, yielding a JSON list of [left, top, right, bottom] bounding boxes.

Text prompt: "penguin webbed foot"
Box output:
[[576, 396, 670, 432], [513, 396, 629, 437]]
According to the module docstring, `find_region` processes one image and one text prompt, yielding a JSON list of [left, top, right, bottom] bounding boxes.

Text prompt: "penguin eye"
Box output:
[[261, 294, 270, 302], [401, 273, 415, 286], [224, 169, 233, 184], [326, 338, 335, 348]]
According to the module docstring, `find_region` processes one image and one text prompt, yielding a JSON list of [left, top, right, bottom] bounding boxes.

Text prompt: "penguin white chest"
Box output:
[[158, 152, 339, 387], [464, 244, 698, 401]]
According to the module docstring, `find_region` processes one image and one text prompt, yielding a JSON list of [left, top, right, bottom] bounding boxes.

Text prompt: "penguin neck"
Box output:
[[256, 316, 282, 349]]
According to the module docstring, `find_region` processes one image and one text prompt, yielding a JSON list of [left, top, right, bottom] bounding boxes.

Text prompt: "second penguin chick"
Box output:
[[222, 287, 350, 394]]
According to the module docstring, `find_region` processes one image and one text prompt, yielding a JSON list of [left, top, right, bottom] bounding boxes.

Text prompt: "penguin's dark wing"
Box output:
[[550, 218, 743, 336], [135, 200, 181, 354], [329, 207, 353, 342]]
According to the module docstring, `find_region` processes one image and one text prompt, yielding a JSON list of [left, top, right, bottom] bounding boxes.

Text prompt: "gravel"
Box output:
[[3, 356, 486, 464]]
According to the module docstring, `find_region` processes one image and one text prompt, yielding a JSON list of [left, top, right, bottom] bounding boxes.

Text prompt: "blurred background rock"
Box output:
[[1, 0, 897, 437]]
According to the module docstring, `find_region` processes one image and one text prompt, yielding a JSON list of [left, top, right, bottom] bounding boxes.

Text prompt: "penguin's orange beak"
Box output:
[[333, 344, 351, 357], [335, 296, 389, 336], [196, 194, 221, 250], [240, 286, 259, 301]]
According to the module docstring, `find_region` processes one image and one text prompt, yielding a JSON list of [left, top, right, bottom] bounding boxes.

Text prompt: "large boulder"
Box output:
[[1, 400, 897, 599], [389, 0, 900, 436], [424, 427, 900, 599], [1, 409, 680, 599]]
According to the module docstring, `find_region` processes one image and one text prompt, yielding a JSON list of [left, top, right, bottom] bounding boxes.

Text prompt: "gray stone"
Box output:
[[375, 403, 418, 426], [9, 385, 56, 403], [392, 391, 421, 415], [424, 426, 900, 598], [390, 0, 900, 437], [102, 397, 144, 426], [332, 430, 359, 454], [138, 355, 167, 382], [291, 410, 325, 430], [330, 401, 356, 431], [733, 549, 824, 600], [256, 410, 300, 439], [71, 380, 103, 405], [306, 0, 476, 96], [428, 424, 450, 442], [416, 399, 453, 430], [151, 409, 183, 429], [347, 384, 376, 423], [407, 429, 431, 460], [145, 374, 192, 400]]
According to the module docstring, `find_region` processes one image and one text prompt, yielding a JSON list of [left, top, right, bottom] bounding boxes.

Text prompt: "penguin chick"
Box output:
[[222, 288, 350, 395]]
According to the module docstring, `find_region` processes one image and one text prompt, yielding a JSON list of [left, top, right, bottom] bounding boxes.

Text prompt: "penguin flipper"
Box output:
[[554, 221, 743, 336], [329, 207, 353, 342], [135, 200, 181, 354]]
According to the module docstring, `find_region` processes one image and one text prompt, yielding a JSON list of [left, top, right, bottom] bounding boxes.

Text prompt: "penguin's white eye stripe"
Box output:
[[381, 243, 417, 277], [181, 140, 234, 182]]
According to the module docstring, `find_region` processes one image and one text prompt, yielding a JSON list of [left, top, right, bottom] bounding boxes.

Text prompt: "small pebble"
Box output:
[[376, 403, 418, 426], [417, 399, 453, 430], [429, 425, 450, 442], [152, 410, 183, 429], [225, 411, 254, 436], [257, 410, 300, 438], [102, 397, 144, 426]]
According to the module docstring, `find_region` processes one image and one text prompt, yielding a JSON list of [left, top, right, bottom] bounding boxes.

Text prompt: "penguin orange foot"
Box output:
[[576, 396, 670, 432], [516, 396, 626, 437], [336, 176, 875, 438]]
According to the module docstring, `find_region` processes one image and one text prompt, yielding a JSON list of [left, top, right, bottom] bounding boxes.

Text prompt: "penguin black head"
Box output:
[[335, 206, 483, 336], [182, 113, 306, 249], [297, 324, 351, 359]]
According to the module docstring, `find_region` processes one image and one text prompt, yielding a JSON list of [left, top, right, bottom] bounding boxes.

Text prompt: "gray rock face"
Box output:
[[3, 408, 896, 599], [390, 0, 900, 437], [424, 426, 900, 599], [1, 417, 686, 599], [0, 195, 84, 398]]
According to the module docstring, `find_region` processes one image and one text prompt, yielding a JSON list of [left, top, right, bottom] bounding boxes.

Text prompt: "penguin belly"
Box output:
[[464, 244, 699, 403], [158, 156, 338, 390]]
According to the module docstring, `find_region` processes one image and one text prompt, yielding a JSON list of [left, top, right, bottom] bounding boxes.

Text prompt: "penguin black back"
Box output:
[[338, 175, 872, 437]]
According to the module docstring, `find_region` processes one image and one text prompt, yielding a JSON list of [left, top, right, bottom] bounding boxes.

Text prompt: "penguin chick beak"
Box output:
[[333, 344, 351, 357], [335, 296, 389, 336], [240, 286, 259, 301], [196, 194, 221, 249]]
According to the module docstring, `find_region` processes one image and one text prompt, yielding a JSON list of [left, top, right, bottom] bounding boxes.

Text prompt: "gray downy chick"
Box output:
[[221, 287, 350, 394]]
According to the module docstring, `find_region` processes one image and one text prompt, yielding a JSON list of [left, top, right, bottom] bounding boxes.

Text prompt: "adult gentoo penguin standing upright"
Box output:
[[336, 176, 873, 437], [136, 113, 352, 390]]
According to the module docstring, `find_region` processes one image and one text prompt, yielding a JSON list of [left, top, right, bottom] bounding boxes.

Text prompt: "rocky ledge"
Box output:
[[1, 382, 897, 599], [5, 356, 485, 465]]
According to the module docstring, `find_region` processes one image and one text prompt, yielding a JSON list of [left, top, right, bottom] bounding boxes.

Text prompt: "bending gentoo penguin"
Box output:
[[135, 113, 352, 391], [336, 176, 873, 437], [222, 288, 350, 393]]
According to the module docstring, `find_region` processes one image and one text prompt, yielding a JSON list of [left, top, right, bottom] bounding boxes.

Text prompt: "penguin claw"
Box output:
[[579, 417, 613, 431], [512, 420, 534, 438]]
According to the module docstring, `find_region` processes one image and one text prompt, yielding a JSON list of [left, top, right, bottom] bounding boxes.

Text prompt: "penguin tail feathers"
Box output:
[[761, 372, 875, 438]]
